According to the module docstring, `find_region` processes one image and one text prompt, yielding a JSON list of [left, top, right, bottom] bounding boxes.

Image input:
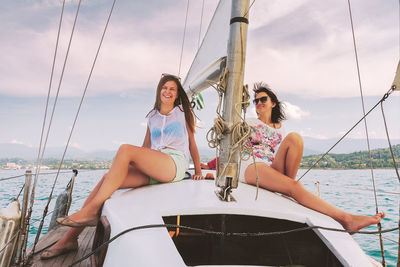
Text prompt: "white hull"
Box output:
[[101, 176, 375, 267]]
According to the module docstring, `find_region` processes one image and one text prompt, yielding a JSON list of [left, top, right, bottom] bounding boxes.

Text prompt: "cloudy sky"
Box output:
[[1, 0, 399, 154]]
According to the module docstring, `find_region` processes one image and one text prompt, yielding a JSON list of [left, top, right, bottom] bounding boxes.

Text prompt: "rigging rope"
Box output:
[[67, 223, 400, 267], [31, 0, 66, 198], [16, 185, 25, 199], [23, 0, 71, 263], [243, 0, 256, 18], [346, 0, 379, 214], [297, 88, 394, 181], [30, 0, 117, 258], [26, 0, 83, 259], [380, 100, 400, 182], [0, 230, 20, 255], [0, 174, 25, 182], [397, 2, 400, 263], [0, 195, 89, 257], [178, 0, 190, 77], [0, 170, 83, 182], [382, 235, 399, 245], [346, 0, 385, 264]]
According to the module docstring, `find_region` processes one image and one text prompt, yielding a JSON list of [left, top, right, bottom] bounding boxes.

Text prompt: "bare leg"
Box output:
[[245, 163, 385, 231], [50, 163, 151, 250], [67, 145, 176, 223], [271, 132, 303, 179], [49, 175, 105, 250]]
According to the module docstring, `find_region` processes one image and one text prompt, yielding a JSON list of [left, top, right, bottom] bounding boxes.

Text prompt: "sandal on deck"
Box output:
[[40, 241, 78, 260], [56, 216, 98, 228]]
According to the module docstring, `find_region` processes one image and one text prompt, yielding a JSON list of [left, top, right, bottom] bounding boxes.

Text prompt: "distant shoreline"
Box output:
[[1, 144, 398, 170]]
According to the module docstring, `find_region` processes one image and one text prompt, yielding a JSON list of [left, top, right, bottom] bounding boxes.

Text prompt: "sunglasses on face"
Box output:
[[253, 96, 268, 105], [161, 73, 181, 81]]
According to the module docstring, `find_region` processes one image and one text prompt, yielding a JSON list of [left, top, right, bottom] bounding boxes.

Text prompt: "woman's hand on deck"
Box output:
[[191, 172, 204, 180]]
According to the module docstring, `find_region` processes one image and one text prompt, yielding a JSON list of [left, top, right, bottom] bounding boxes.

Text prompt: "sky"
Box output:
[[0, 0, 399, 154]]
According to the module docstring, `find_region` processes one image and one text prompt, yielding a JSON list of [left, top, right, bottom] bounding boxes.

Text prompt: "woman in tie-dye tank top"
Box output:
[[241, 83, 384, 232]]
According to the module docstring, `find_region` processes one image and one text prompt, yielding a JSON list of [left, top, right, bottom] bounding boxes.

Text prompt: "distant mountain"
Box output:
[[302, 137, 400, 155], [1, 137, 399, 159], [0, 143, 115, 160], [301, 144, 400, 169]]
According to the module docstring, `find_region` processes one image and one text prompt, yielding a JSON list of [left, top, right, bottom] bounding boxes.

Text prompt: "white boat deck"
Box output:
[[101, 177, 374, 267]]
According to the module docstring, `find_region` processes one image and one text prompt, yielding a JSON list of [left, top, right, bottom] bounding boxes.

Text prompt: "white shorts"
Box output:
[[239, 158, 272, 183]]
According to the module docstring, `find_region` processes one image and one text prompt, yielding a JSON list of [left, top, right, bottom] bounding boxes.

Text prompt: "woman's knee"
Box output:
[[116, 144, 138, 158], [287, 180, 304, 198], [286, 132, 303, 149], [118, 144, 131, 153]]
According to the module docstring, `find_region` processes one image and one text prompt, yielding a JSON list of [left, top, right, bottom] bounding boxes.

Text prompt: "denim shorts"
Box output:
[[148, 148, 187, 185]]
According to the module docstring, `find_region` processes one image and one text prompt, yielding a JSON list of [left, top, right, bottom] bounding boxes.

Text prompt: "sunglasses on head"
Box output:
[[161, 73, 181, 81], [253, 96, 268, 105]]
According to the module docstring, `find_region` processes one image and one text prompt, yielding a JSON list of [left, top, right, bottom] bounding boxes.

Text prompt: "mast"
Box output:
[[216, 0, 249, 201]]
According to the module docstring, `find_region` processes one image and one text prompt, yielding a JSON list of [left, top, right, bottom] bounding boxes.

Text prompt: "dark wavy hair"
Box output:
[[147, 74, 195, 133], [253, 82, 286, 123]]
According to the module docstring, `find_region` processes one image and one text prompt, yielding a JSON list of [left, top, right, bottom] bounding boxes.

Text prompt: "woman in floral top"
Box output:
[[241, 83, 384, 231]]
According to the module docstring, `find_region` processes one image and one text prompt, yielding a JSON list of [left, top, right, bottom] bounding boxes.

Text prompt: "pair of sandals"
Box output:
[[40, 216, 98, 260]]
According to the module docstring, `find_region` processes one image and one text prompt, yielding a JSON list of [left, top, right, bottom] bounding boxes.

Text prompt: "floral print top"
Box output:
[[243, 117, 284, 164]]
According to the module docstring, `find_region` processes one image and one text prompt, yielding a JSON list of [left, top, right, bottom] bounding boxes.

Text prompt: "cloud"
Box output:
[[299, 130, 328, 140], [11, 139, 25, 145], [244, 101, 309, 121], [0, 0, 219, 97], [112, 140, 125, 146], [69, 142, 81, 149], [0, 0, 397, 99], [337, 129, 380, 139], [244, 0, 397, 98], [283, 101, 310, 121]]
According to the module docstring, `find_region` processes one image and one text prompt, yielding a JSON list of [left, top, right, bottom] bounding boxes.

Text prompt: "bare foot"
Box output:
[[342, 212, 385, 232]]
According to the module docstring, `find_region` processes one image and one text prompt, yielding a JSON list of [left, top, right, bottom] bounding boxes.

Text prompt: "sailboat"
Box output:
[[1, 0, 398, 266]]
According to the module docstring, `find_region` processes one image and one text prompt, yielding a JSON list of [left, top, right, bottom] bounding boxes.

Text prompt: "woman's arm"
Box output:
[[187, 124, 203, 180], [142, 126, 151, 148]]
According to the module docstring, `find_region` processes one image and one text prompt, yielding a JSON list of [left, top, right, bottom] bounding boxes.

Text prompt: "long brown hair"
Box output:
[[147, 74, 195, 133], [253, 82, 286, 123]]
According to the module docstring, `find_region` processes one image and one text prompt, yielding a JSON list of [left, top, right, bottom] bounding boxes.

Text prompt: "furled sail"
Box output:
[[183, 0, 231, 97]]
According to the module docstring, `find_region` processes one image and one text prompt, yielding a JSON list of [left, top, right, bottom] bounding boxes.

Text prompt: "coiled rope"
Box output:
[[205, 69, 252, 192], [205, 1, 257, 197], [67, 223, 400, 267]]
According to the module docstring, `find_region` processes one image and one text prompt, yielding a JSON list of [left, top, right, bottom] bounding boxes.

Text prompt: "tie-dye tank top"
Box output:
[[243, 117, 284, 163], [239, 117, 284, 181], [147, 105, 189, 165]]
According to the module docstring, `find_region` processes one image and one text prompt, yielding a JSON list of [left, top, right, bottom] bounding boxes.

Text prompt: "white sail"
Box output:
[[392, 59, 400, 90], [183, 0, 232, 97]]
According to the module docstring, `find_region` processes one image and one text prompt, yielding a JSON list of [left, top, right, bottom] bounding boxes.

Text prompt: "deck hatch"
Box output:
[[163, 214, 343, 267]]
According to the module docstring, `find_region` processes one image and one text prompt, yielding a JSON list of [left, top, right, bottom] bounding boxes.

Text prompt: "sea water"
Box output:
[[0, 169, 398, 266]]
